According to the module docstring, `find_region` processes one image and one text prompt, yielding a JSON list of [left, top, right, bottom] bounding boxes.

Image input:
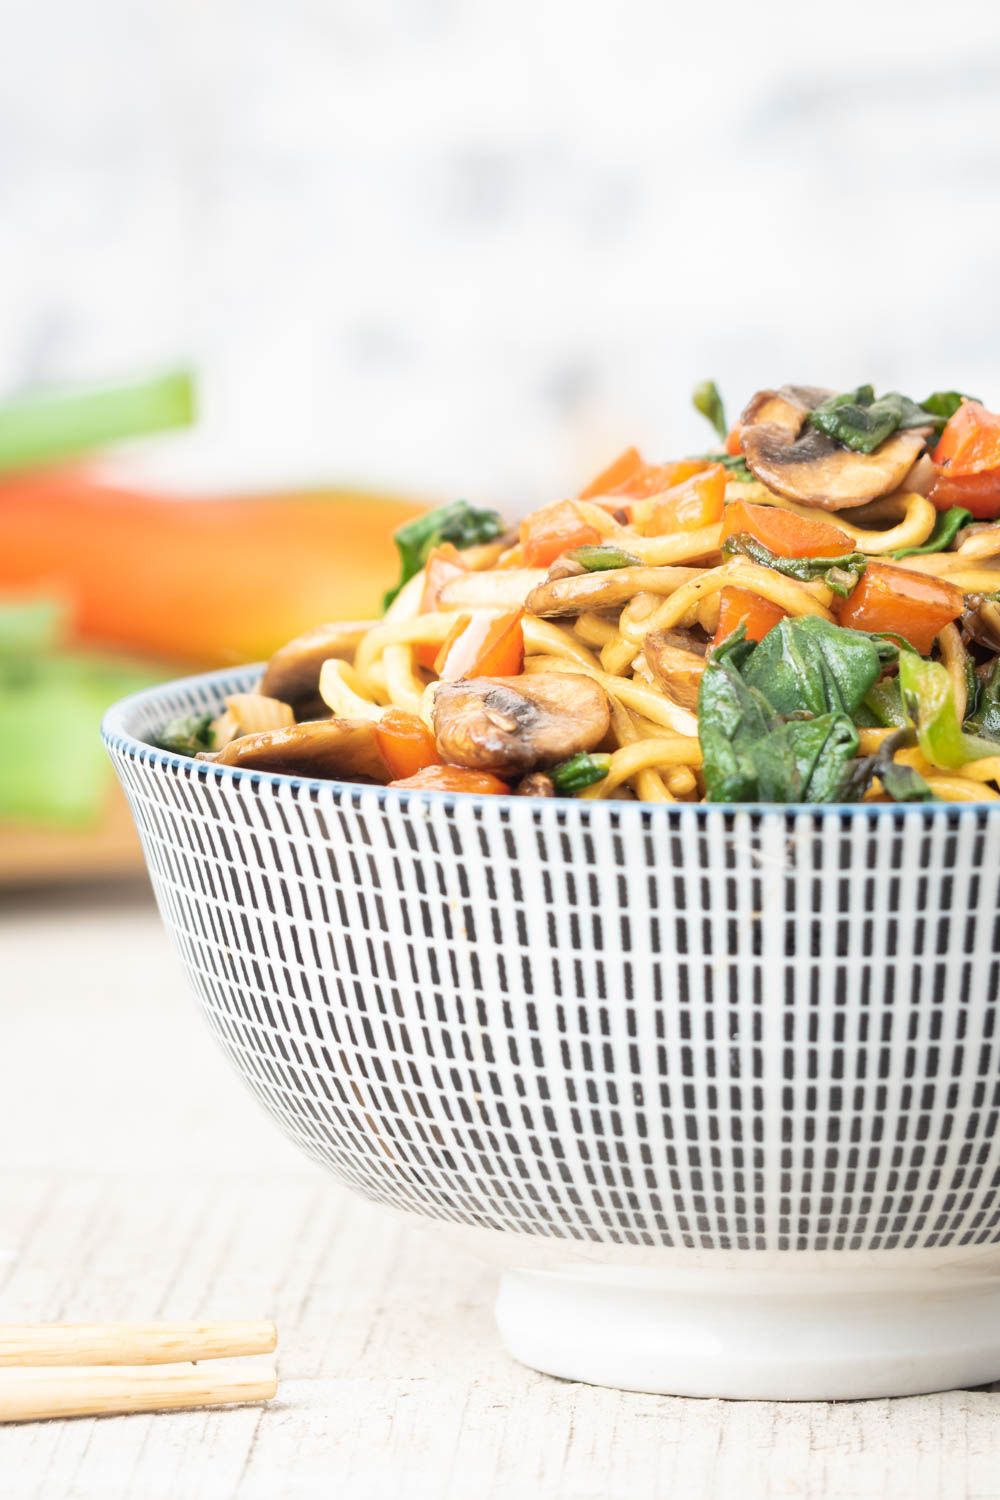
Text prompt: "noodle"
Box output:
[[169, 400, 1000, 805]]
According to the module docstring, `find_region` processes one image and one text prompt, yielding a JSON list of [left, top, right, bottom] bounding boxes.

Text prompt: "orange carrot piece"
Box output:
[[712, 586, 786, 649], [721, 499, 853, 559]]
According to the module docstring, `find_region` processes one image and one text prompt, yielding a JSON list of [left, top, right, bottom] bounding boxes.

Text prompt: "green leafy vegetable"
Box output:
[[550, 752, 611, 795], [702, 450, 754, 481], [892, 507, 972, 560], [807, 385, 979, 456], [722, 533, 867, 597], [742, 615, 890, 720], [0, 369, 195, 473], [692, 380, 728, 443], [965, 657, 1000, 741], [864, 676, 907, 729], [382, 499, 505, 609], [566, 545, 641, 572], [697, 619, 921, 804], [897, 652, 997, 769], [154, 712, 217, 757], [839, 728, 935, 803], [698, 631, 859, 802], [881, 758, 936, 801], [921, 391, 977, 427], [808, 386, 932, 454]]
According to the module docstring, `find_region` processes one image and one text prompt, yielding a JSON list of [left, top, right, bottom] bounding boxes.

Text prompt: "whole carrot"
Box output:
[[0, 469, 427, 666]]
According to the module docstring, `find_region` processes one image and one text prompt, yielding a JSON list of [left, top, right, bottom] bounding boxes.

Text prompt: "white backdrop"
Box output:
[[2, 0, 999, 505]]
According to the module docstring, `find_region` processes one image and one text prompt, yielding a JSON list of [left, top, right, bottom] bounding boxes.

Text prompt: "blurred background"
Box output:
[[2, 0, 1000, 881]]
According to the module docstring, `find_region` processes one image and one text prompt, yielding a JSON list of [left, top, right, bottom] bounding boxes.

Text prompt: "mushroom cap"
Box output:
[[259, 621, 378, 712], [433, 673, 611, 774], [642, 631, 707, 711], [962, 597, 1000, 653], [740, 386, 929, 511], [214, 718, 388, 781]]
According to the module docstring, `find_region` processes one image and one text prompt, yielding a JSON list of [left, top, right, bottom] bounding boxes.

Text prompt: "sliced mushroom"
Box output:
[[437, 568, 547, 611], [955, 523, 1000, 562], [214, 719, 388, 782], [433, 674, 610, 775], [740, 386, 929, 511], [515, 771, 555, 797], [260, 620, 377, 713], [526, 566, 700, 618], [642, 631, 707, 711], [962, 597, 1000, 653]]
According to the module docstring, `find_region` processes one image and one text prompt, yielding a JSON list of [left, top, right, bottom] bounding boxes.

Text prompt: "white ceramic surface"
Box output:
[[104, 667, 1000, 1399]]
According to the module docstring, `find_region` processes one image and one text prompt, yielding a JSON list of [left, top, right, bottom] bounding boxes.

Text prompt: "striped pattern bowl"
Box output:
[[104, 667, 1000, 1399]]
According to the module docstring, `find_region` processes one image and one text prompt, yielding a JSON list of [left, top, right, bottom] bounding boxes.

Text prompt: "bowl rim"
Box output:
[[102, 663, 997, 819]]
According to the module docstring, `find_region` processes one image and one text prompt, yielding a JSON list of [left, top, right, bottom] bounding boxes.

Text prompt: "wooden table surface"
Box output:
[[4, 882, 1000, 1500]]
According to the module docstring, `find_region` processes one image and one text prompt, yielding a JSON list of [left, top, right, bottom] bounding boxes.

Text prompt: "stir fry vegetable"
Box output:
[[151, 378, 1000, 805]]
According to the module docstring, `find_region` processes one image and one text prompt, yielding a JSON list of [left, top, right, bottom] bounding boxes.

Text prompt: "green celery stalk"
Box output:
[[0, 368, 195, 472]]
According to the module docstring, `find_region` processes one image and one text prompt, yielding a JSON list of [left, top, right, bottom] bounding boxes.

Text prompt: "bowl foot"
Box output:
[[495, 1263, 1000, 1399]]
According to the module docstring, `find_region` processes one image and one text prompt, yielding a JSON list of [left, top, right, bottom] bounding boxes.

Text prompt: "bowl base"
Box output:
[[495, 1262, 1000, 1399]]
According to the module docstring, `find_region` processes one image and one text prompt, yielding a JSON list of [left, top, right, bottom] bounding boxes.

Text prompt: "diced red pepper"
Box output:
[[520, 501, 602, 567], [579, 448, 708, 501], [721, 499, 853, 559], [644, 464, 727, 534], [712, 586, 786, 649], [933, 401, 1000, 475], [725, 426, 743, 457], [835, 563, 963, 654], [434, 608, 525, 681], [375, 709, 441, 780], [928, 469, 1000, 521], [389, 765, 510, 795]]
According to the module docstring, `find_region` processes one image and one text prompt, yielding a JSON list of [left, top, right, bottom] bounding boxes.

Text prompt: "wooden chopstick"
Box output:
[[0, 1322, 279, 1422], [0, 1360, 277, 1422], [0, 1320, 276, 1368]]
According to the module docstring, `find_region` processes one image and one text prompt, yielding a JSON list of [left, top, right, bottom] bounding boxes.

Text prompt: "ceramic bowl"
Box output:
[[104, 666, 1000, 1399]]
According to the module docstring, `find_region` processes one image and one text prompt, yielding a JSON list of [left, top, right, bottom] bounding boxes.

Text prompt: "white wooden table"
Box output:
[[4, 883, 1000, 1500]]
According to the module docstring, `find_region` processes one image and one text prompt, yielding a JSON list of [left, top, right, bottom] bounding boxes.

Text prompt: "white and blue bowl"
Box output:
[[104, 667, 1000, 1399]]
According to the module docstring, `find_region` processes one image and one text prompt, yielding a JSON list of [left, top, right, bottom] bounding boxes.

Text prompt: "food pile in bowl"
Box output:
[[154, 382, 1000, 806]]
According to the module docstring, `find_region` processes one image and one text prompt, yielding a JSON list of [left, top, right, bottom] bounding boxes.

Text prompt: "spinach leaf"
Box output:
[[881, 758, 936, 801], [921, 391, 977, 427], [864, 676, 907, 729], [776, 714, 862, 802], [383, 499, 505, 609], [892, 507, 972, 560], [809, 387, 931, 454], [742, 616, 890, 719], [698, 630, 860, 802], [722, 534, 867, 596], [698, 633, 775, 802], [692, 380, 728, 443], [566, 545, 641, 572], [697, 622, 944, 804], [155, 712, 216, 757], [702, 450, 754, 481], [839, 727, 935, 803]]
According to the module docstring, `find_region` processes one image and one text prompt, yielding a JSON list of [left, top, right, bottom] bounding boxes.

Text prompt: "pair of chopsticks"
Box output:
[[0, 1321, 277, 1422]]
